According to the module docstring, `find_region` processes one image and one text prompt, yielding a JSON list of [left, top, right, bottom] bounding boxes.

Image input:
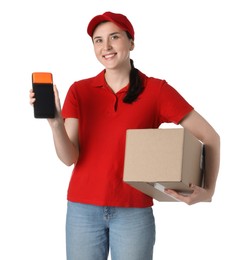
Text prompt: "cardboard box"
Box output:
[[123, 128, 204, 202]]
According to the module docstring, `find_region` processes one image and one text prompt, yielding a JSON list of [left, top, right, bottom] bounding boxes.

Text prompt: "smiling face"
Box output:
[[92, 21, 134, 71]]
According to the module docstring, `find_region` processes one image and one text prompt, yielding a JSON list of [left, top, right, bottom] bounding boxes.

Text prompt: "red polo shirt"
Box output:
[[62, 70, 193, 207]]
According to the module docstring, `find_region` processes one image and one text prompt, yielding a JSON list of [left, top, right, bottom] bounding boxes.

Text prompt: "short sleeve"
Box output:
[[157, 80, 194, 124], [62, 83, 79, 119]]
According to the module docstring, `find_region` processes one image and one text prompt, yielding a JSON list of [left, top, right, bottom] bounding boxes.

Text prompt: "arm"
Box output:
[[165, 110, 220, 204], [30, 85, 79, 166], [50, 117, 79, 166]]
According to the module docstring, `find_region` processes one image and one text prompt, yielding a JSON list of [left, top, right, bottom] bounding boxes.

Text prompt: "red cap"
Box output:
[[87, 11, 135, 40]]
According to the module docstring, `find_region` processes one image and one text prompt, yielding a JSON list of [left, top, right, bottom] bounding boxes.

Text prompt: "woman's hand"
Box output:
[[29, 88, 36, 105], [164, 184, 212, 205], [47, 84, 64, 128], [29, 85, 64, 127]]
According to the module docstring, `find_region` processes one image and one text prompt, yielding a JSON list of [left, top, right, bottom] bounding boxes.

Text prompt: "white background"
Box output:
[[0, 0, 240, 259]]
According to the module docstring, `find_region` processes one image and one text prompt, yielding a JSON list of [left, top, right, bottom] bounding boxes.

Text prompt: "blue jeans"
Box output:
[[66, 201, 155, 260]]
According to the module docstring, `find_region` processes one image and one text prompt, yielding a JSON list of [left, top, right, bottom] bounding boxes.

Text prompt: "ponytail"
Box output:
[[123, 59, 144, 103]]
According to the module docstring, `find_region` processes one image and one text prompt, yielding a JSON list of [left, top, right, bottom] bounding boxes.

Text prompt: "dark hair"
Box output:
[[123, 59, 144, 103], [122, 32, 144, 103]]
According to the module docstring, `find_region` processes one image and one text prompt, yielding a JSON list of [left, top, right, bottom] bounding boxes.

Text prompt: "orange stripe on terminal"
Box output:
[[32, 72, 53, 84]]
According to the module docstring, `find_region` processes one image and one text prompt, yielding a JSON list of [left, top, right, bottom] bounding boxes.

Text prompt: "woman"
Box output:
[[30, 11, 220, 260]]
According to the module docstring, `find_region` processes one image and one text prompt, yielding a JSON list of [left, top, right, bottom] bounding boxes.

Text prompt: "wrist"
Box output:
[[48, 116, 64, 130]]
